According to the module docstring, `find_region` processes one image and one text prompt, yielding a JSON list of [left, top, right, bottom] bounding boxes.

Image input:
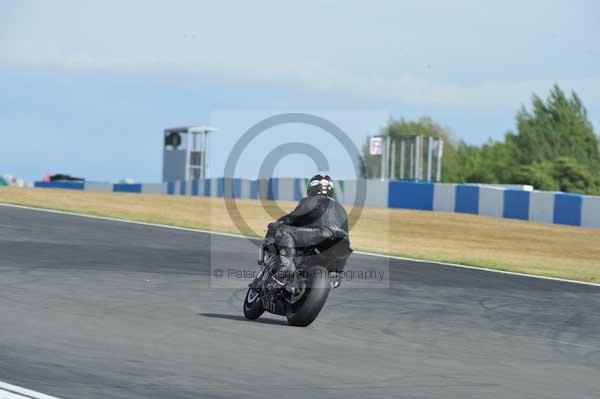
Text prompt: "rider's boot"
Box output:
[[275, 246, 295, 284]]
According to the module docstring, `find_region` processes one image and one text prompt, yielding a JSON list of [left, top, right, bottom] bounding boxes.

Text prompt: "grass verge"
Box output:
[[1, 187, 599, 283]]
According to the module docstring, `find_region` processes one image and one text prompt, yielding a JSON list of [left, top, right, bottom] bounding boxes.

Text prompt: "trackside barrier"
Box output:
[[388, 181, 433, 210], [113, 183, 142, 193], [529, 190, 554, 224], [258, 178, 278, 200], [433, 183, 455, 212], [34, 181, 84, 190], [553, 193, 582, 226], [277, 178, 295, 201], [294, 178, 307, 201], [581, 195, 600, 228], [365, 180, 389, 207], [503, 190, 529, 221], [479, 186, 504, 218], [340, 180, 389, 208], [221, 178, 242, 198], [241, 179, 251, 199], [33, 179, 600, 228], [455, 185, 479, 214], [85, 182, 113, 192]]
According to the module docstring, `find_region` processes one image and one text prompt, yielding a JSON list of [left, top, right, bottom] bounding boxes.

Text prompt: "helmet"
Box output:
[[307, 174, 334, 197]]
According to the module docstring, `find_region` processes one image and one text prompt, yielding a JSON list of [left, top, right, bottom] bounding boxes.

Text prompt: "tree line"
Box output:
[[362, 85, 600, 195]]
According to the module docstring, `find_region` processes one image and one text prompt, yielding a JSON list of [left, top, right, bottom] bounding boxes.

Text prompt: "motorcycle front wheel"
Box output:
[[286, 265, 330, 327], [243, 287, 265, 320]]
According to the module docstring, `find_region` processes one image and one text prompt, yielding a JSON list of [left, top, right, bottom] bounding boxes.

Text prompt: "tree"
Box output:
[[456, 138, 518, 184], [511, 161, 558, 191], [511, 157, 600, 194], [514, 85, 600, 169], [553, 157, 599, 194], [508, 85, 600, 193]]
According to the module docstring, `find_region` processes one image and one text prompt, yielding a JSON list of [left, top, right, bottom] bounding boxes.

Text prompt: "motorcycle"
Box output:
[[243, 238, 350, 327]]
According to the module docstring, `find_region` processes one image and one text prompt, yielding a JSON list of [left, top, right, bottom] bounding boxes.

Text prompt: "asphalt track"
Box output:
[[1, 205, 599, 399]]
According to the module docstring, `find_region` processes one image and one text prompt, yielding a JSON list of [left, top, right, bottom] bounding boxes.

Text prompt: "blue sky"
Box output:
[[1, 0, 599, 182]]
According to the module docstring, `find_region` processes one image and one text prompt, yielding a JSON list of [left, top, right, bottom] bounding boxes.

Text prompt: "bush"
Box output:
[[511, 162, 558, 191], [553, 157, 599, 194]]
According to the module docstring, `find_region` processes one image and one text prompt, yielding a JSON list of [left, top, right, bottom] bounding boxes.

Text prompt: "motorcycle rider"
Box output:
[[266, 174, 352, 287]]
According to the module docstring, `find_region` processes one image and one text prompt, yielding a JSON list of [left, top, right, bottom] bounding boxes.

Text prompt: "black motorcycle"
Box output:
[[243, 238, 351, 327]]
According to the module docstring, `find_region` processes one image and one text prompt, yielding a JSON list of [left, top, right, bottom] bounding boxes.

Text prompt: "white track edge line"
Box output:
[[1, 202, 599, 288], [0, 381, 62, 399]]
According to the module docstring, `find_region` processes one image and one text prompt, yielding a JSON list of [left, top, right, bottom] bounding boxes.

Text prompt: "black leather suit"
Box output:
[[267, 194, 352, 272]]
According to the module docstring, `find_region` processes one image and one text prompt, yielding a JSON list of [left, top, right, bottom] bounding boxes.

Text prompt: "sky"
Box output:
[[1, 0, 599, 182]]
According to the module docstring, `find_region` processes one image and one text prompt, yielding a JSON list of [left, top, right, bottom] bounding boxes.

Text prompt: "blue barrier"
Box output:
[[113, 183, 142, 193], [258, 178, 278, 200], [167, 182, 175, 195], [270, 178, 279, 200], [234, 178, 242, 198], [35, 181, 84, 190], [222, 178, 242, 198], [203, 179, 211, 196], [216, 178, 225, 197], [388, 181, 434, 210], [455, 185, 479, 214], [191, 180, 200, 196], [503, 190, 530, 220], [553, 193, 582, 226], [250, 180, 259, 199], [179, 181, 186, 195], [294, 178, 305, 201]]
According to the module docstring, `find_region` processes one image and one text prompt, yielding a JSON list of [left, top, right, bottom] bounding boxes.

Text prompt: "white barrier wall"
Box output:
[[365, 180, 389, 207], [241, 179, 251, 199], [340, 180, 356, 206], [210, 178, 218, 197], [529, 191, 555, 224], [278, 178, 295, 201], [433, 183, 456, 212], [479, 186, 504, 217], [174, 181, 186, 195], [481, 184, 533, 191], [334, 180, 345, 203], [581, 195, 600, 228], [85, 182, 113, 192], [187, 181, 195, 196], [141, 183, 167, 195], [339, 180, 389, 208]]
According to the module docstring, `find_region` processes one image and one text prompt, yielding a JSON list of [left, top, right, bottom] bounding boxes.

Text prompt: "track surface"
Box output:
[[1, 206, 599, 399]]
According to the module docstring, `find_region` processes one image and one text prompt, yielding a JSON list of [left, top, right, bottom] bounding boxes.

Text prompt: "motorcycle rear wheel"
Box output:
[[286, 265, 330, 327]]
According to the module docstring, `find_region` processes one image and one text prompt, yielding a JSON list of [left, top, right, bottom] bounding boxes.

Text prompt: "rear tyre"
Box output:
[[243, 288, 264, 320], [286, 265, 330, 327]]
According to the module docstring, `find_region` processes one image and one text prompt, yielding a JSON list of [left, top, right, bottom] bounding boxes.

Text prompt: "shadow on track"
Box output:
[[197, 312, 288, 326]]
